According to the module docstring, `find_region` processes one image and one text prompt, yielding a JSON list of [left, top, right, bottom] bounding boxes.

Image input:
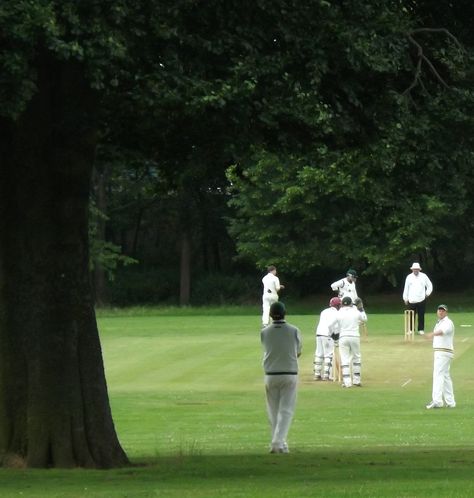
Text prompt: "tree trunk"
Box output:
[[0, 55, 128, 468], [92, 165, 108, 307]]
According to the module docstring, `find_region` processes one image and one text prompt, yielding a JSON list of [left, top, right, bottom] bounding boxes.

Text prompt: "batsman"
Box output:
[[338, 296, 368, 388]]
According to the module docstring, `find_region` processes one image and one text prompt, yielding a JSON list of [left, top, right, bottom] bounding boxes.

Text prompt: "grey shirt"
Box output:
[[261, 320, 302, 374]]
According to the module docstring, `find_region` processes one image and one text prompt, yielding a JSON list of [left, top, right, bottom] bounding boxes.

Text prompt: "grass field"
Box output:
[[1, 302, 473, 497]]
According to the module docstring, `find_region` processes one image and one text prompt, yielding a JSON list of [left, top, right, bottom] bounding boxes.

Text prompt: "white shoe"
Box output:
[[418, 330, 425, 335], [426, 401, 442, 409], [270, 443, 289, 454], [446, 403, 456, 408]]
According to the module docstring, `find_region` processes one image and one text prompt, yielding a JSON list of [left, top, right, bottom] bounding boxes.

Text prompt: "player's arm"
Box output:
[[330, 279, 342, 292], [425, 325, 446, 339]]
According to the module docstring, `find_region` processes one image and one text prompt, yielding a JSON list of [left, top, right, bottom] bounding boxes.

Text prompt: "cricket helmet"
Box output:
[[346, 269, 358, 278], [341, 296, 352, 306]]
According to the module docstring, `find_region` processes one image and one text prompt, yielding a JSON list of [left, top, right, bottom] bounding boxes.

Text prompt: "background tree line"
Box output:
[[88, 0, 474, 306]]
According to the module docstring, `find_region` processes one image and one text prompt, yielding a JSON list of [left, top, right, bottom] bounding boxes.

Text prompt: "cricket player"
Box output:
[[331, 269, 359, 301], [313, 297, 341, 381], [261, 265, 285, 327], [338, 296, 367, 388], [261, 301, 302, 454], [425, 304, 456, 409], [402, 262, 433, 335]]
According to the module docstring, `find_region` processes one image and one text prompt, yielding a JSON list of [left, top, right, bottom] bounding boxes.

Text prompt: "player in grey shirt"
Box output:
[[261, 301, 302, 453]]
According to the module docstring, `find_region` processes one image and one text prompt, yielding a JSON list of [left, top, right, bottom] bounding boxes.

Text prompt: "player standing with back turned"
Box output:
[[261, 265, 285, 327]]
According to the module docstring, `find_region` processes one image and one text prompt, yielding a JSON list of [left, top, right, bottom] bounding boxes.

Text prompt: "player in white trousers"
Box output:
[[313, 297, 341, 380], [425, 304, 456, 409], [261, 301, 302, 453], [261, 265, 285, 326], [338, 296, 367, 388]]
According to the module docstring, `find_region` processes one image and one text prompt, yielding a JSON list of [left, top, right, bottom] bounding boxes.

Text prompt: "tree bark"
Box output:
[[92, 165, 108, 307], [0, 54, 128, 468]]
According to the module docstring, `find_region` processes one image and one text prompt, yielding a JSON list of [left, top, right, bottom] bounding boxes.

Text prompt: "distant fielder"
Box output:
[[261, 265, 285, 327]]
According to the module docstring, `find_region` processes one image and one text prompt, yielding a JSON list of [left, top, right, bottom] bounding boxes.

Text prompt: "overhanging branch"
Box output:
[[403, 28, 464, 96]]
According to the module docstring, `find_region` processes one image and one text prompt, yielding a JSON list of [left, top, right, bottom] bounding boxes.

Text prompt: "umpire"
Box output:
[[261, 301, 302, 454]]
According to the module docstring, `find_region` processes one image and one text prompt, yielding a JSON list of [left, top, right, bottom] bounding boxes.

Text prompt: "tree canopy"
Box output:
[[227, 2, 474, 287]]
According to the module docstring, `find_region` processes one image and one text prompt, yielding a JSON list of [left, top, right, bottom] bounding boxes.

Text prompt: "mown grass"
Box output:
[[1, 303, 473, 497]]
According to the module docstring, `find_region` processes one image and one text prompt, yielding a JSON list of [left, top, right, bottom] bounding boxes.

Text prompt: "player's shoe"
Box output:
[[446, 403, 456, 408], [418, 330, 425, 335], [425, 401, 442, 409], [270, 443, 289, 454]]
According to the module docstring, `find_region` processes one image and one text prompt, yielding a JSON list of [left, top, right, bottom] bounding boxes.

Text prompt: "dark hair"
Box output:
[[270, 301, 286, 319], [267, 265, 276, 272]]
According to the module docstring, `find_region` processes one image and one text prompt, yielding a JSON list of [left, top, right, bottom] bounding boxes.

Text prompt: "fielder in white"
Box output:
[[338, 296, 367, 388], [313, 297, 341, 381], [331, 269, 358, 301], [425, 304, 456, 409], [261, 301, 302, 454], [261, 265, 285, 326]]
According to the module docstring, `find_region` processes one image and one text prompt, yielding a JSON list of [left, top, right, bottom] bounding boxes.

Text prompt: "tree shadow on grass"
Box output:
[[1, 449, 474, 497]]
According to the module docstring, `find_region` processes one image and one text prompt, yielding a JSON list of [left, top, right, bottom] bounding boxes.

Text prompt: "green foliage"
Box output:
[[2, 0, 474, 299], [226, 2, 474, 285], [191, 273, 256, 305], [106, 267, 180, 306], [0, 0, 132, 118], [89, 203, 137, 280]]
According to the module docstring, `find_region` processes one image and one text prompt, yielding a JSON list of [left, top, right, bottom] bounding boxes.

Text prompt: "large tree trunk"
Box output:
[[0, 55, 128, 468], [92, 165, 108, 307]]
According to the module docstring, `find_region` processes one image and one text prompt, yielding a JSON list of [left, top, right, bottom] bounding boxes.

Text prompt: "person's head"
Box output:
[[270, 301, 286, 320], [341, 296, 352, 307], [410, 262, 421, 275], [437, 304, 448, 318], [267, 265, 277, 274], [329, 297, 342, 310], [346, 269, 358, 282]]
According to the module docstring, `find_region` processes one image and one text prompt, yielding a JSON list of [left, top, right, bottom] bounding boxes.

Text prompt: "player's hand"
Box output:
[[354, 298, 364, 311]]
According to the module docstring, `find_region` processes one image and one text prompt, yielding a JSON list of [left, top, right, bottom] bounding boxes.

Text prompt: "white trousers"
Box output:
[[314, 335, 335, 379], [264, 375, 298, 449], [339, 336, 361, 387], [262, 294, 278, 325], [432, 351, 455, 406]]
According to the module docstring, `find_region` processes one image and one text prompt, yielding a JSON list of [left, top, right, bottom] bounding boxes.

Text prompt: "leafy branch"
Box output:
[[404, 28, 464, 96]]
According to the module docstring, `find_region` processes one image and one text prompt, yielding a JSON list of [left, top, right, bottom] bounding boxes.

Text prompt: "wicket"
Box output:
[[332, 346, 342, 382], [404, 309, 415, 341]]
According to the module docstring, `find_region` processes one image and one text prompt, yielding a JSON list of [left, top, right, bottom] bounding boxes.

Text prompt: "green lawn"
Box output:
[[1, 306, 473, 497]]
